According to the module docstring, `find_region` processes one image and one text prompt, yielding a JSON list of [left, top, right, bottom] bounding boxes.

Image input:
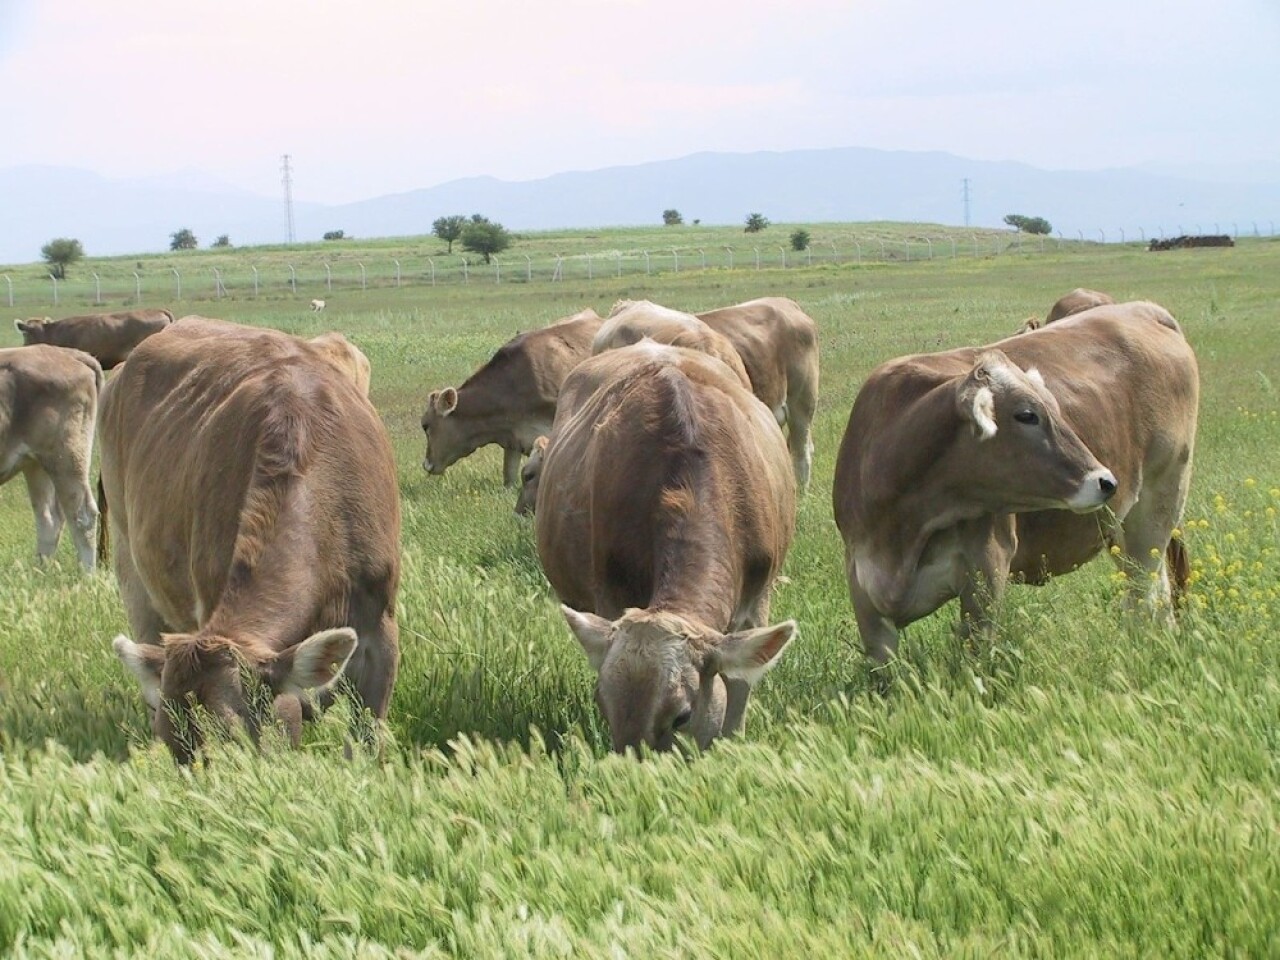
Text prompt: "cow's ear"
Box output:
[[437, 387, 458, 416], [957, 357, 1000, 441], [711, 621, 796, 686], [113, 635, 165, 710], [271, 628, 358, 694], [532, 435, 549, 455], [561, 605, 613, 671]]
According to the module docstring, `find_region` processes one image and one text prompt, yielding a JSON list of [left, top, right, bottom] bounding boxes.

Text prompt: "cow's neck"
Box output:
[[647, 489, 738, 632]]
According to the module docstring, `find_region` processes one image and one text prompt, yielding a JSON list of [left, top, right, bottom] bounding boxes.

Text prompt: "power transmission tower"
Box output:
[[281, 154, 296, 245], [961, 178, 971, 228]]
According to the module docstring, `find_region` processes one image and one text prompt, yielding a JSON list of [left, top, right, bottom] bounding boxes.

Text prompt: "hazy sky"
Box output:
[[3, 0, 1277, 203]]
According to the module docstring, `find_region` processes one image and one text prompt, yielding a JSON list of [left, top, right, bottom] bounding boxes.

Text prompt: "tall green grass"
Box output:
[[0, 231, 1276, 956]]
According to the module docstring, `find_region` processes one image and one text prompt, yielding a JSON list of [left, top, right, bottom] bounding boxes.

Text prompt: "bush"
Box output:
[[169, 228, 198, 251], [1004, 214, 1052, 235], [790, 229, 811, 252], [744, 213, 770, 233], [212, 235, 231, 248], [662, 209, 683, 226], [323, 230, 346, 241]]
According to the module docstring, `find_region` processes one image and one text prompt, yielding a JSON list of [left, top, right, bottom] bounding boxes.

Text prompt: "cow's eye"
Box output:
[[672, 709, 693, 730], [1013, 410, 1040, 425]]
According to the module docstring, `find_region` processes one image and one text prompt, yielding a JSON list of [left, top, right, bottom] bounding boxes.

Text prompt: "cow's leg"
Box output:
[[50, 468, 99, 571], [502, 446, 522, 488], [721, 678, 752, 738], [786, 381, 817, 494], [23, 464, 64, 562], [1111, 467, 1190, 622], [957, 516, 1016, 644], [849, 576, 899, 667], [328, 603, 400, 755]]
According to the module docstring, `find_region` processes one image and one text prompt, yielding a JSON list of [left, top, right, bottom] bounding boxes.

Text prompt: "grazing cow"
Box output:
[[422, 308, 602, 486], [695, 297, 820, 491], [833, 301, 1198, 665], [537, 342, 797, 753], [103, 317, 400, 762], [1017, 288, 1116, 333], [514, 435, 547, 517], [14, 309, 173, 369], [0, 345, 101, 569], [310, 299, 326, 312], [593, 300, 752, 390], [309, 331, 371, 396]]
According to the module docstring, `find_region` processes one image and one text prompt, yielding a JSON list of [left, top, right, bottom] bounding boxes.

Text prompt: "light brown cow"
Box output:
[[593, 300, 753, 390], [834, 301, 1198, 665], [0, 345, 101, 569], [103, 317, 401, 762], [537, 341, 797, 754], [309, 331, 371, 396], [1018, 288, 1116, 333], [422, 308, 602, 487], [696, 297, 820, 490], [14, 309, 174, 369]]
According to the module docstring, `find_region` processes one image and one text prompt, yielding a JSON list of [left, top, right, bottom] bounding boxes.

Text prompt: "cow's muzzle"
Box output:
[[1067, 468, 1118, 513]]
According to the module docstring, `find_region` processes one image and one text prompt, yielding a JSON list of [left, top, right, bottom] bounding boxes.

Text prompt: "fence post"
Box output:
[[1098, 228, 1105, 244], [671, 248, 679, 273], [49, 274, 59, 306], [778, 245, 787, 269], [699, 248, 706, 270], [212, 267, 223, 299], [615, 253, 622, 278], [251, 265, 259, 297], [587, 254, 593, 280], [4, 274, 12, 308], [828, 240, 838, 263], [1118, 227, 1125, 243], [904, 240, 910, 262], [552, 256, 564, 281], [878, 239, 886, 260], [494, 258, 501, 283], [642, 251, 650, 275], [172, 267, 182, 300], [753, 247, 760, 270], [723, 246, 734, 269], [358, 262, 366, 291], [523, 255, 532, 282], [287, 264, 296, 294], [461, 258, 469, 284], [393, 259, 401, 287], [806, 247, 812, 267], [427, 258, 436, 286], [923, 238, 932, 260], [324, 262, 332, 292], [853, 240, 862, 263], [91, 272, 101, 305]]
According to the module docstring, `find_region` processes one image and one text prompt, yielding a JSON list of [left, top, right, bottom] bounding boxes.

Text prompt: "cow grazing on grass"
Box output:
[[695, 297, 820, 491], [103, 317, 401, 762], [833, 301, 1198, 665], [0, 346, 101, 569], [14, 309, 173, 369], [422, 308, 602, 487], [536, 342, 797, 754]]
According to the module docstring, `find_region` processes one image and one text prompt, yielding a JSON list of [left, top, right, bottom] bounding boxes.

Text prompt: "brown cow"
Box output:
[[309, 331, 372, 396], [422, 308, 602, 487], [834, 301, 1198, 665], [696, 297, 820, 491], [104, 317, 400, 762], [0, 345, 101, 569], [14, 309, 174, 369], [593, 300, 753, 390], [1018, 288, 1117, 333], [537, 341, 797, 753]]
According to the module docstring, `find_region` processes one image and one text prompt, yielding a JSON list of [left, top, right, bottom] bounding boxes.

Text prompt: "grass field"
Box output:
[[1, 230, 1277, 956]]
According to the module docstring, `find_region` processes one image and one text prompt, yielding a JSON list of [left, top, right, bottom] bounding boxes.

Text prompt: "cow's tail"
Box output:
[[96, 474, 109, 567], [1167, 536, 1190, 612]]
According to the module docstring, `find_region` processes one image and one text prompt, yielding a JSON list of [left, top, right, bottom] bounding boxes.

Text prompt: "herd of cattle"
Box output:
[[0, 287, 1198, 759]]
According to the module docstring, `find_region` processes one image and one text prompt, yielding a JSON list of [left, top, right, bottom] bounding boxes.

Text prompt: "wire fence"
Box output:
[[2, 229, 1271, 310]]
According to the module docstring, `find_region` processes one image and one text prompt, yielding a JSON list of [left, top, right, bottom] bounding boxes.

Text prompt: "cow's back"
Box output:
[[100, 317, 399, 632], [475, 309, 602, 407], [0, 346, 101, 459], [27, 309, 172, 368], [594, 302, 752, 391], [697, 297, 819, 411]]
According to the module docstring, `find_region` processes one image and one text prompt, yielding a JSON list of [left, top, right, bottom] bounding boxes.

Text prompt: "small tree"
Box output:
[[432, 215, 467, 253], [169, 228, 198, 251], [744, 213, 770, 233], [212, 234, 231, 248], [662, 209, 683, 226], [1003, 214, 1052, 235], [790, 228, 811, 252], [460, 219, 512, 264], [322, 230, 346, 241], [40, 238, 84, 279]]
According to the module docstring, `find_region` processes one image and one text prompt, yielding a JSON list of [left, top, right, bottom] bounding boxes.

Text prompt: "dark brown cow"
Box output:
[[0, 345, 101, 569], [834, 301, 1198, 665], [104, 317, 400, 762], [537, 341, 797, 753], [14, 309, 174, 369], [696, 297, 820, 490], [422, 308, 602, 486]]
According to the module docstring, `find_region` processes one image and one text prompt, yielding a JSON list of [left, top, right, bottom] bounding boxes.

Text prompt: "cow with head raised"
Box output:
[[102, 317, 401, 762], [421, 308, 601, 487], [537, 341, 797, 754], [14, 309, 173, 369], [834, 301, 1198, 665]]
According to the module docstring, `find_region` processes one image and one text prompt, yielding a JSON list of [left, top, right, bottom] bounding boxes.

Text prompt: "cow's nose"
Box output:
[[1098, 472, 1117, 498]]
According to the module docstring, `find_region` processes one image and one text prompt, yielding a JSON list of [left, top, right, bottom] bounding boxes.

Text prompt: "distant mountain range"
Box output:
[[2, 147, 1277, 264]]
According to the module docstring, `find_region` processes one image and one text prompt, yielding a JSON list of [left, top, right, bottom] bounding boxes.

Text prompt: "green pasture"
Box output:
[[0, 231, 1277, 956]]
